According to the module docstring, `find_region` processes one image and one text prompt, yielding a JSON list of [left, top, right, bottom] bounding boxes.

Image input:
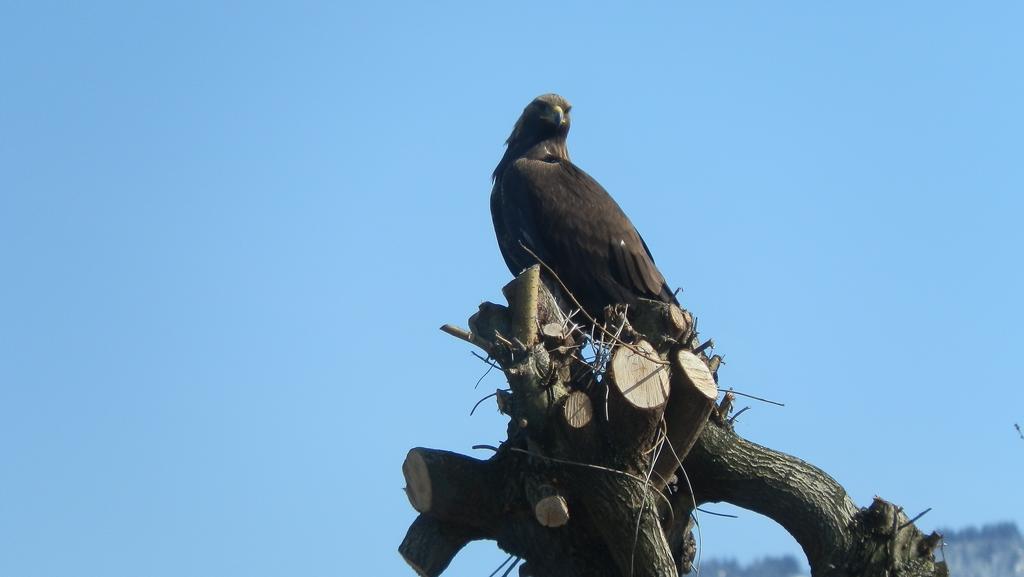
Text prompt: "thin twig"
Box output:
[[693, 512, 703, 577], [898, 507, 932, 530], [695, 507, 739, 518], [471, 351, 501, 369], [472, 444, 500, 452], [603, 379, 611, 422], [470, 392, 499, 416], [693, 339, 714, 355], [560, 307, 583, 336], [728, 406, 750, 424], [509, 448, 646, 484], [487, 554, 515, 577], [472, 353, 499, 389], [724, 388, 785, 407], [507, 447, 673, 512], [493, 331, 515, 349], [500, 558, 521, 577]]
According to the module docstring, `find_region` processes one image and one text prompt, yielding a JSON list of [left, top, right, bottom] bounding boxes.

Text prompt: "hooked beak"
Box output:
[[544, 105, 567, 127]]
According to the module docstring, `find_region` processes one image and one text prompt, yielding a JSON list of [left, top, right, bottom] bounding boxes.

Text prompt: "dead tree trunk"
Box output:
[[401, 266, 947, 577]]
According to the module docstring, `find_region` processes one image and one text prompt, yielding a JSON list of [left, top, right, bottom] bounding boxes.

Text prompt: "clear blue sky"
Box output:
[[2, 2, 1021, 576]]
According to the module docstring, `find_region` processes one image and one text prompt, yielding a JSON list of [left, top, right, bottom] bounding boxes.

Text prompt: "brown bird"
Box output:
[[490, 94, 676, 322]]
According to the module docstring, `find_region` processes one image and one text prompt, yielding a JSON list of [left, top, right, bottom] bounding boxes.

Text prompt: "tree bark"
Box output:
[[673, 422, 947, 577]]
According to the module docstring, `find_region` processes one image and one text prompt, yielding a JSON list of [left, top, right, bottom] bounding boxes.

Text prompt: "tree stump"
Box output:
[[401, 266, 946, 577]]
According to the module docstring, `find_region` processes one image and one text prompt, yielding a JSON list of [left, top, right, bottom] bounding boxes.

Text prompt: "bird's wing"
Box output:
[[503, 158, 674, 307], [491, 177, 550, 276]]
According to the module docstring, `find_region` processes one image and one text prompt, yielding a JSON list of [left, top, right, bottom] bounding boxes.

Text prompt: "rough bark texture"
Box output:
[[674, 422, 947, 577], [400, 266, 946, 577]]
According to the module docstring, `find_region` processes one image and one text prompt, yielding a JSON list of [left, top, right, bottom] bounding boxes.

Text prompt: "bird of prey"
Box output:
[[490, 93, 677, 322]]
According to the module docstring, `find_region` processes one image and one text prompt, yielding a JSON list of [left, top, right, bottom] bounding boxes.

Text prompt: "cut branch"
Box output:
[[526, 482, 570, 528], [609, 340, 670, 411], [562, 390, 594, 429], [439, 323, 494, 353], [606, 339, 671, 459], [652, 350, 718, 489], [400, 515, 480, 577], [508, 265, 540, 348], [402, 448, 502, 530]]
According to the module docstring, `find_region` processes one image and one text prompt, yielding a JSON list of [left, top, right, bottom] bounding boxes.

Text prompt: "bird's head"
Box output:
[[507, 93, 572, 147]]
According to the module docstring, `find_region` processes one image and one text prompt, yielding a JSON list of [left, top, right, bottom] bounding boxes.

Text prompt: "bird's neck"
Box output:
[[493, 135, 570, 180], [527, 136, 570, 163]]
